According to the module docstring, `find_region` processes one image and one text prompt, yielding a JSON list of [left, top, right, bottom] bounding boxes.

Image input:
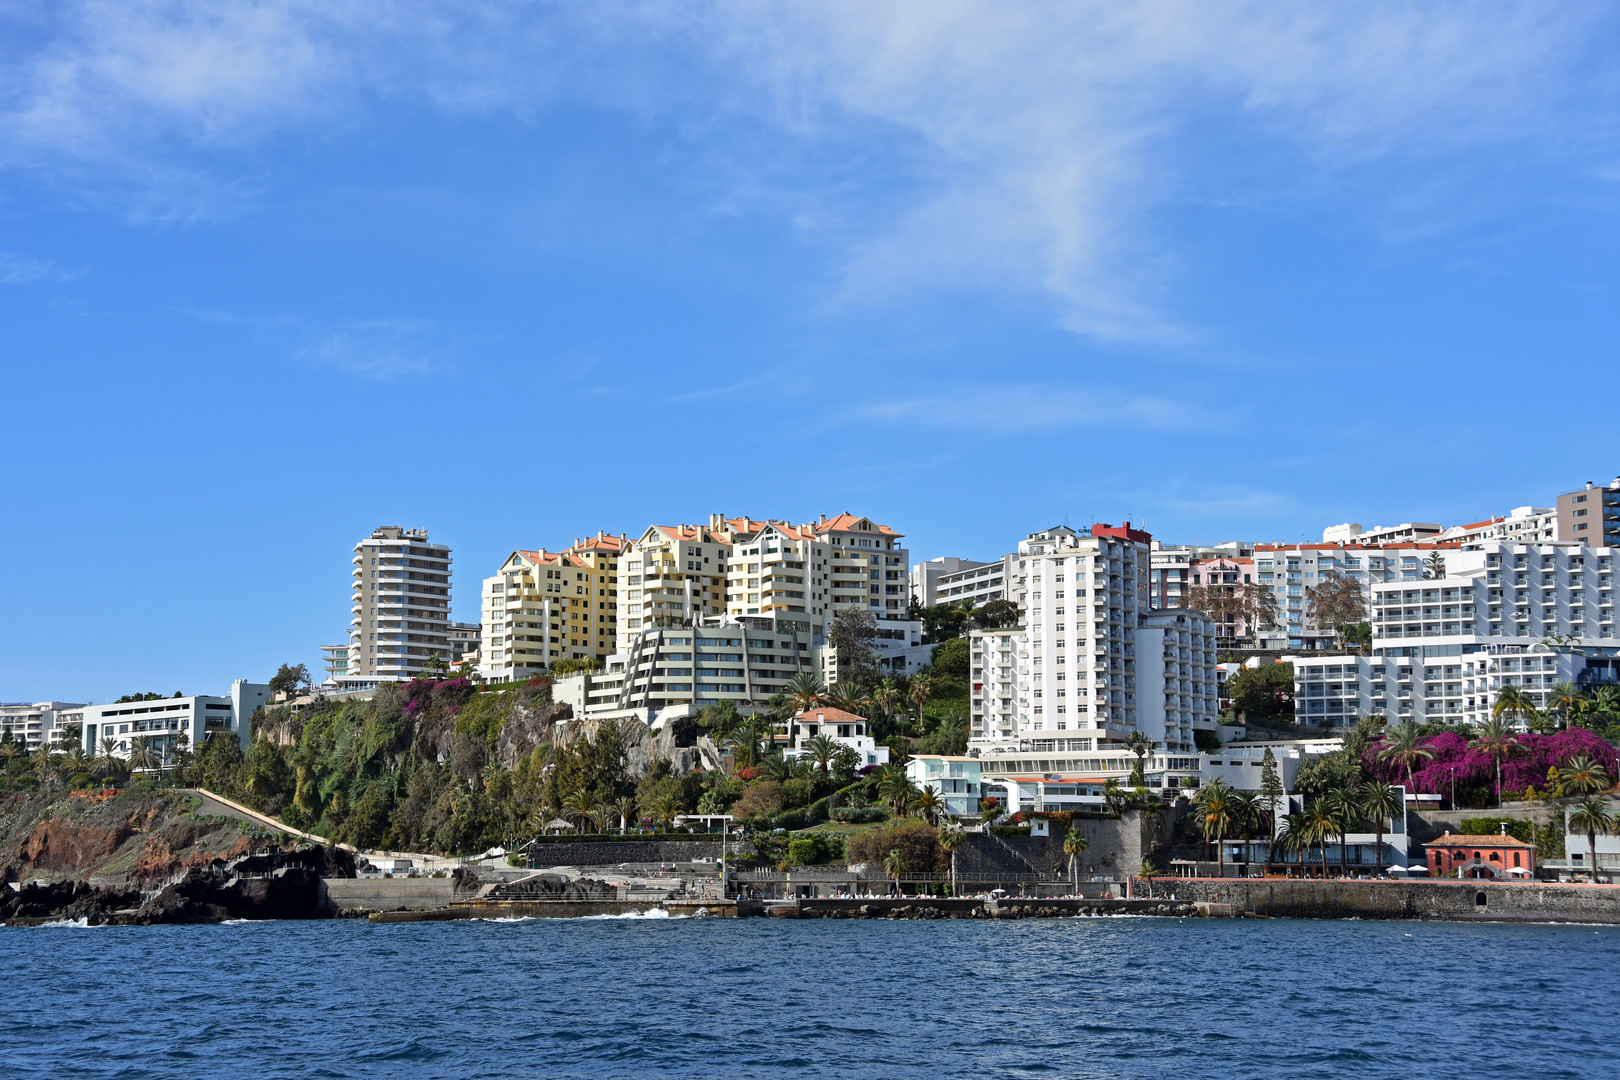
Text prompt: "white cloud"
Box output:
[[1, 2, 1609, 328], [857, 382, 1214, 434], [0, 251, 84, 284], [299, 318, 444, 381]]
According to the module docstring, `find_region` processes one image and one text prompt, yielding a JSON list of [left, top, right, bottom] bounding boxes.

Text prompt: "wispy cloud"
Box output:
[[1, 2, 1611, 329], [856, 382, 1218, 434], [0, 250, 85, 284], [298, 318, 445, 381]]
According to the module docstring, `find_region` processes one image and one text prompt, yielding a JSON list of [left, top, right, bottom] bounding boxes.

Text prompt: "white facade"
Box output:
[[787, 707, 890, 768], [905, 755, 981, 818], [348, 526, 453, 682], [918, 555, 1015, 609], [910, 556, 992, 607], [81, 680, 268, 761], [1288, 542, 1618, 726], [0, 701, 86, 751], [966, 523, 1216, 795]]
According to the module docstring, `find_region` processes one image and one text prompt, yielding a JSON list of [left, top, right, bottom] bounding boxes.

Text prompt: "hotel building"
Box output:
[[348, 526, 454, 682]]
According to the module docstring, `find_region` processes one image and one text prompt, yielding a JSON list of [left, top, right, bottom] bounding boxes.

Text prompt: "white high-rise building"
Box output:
[[1289, 542, 1619, 727], [966, 523, 1216, 809], [0, 702, 85, 752], [348, 526, 454, 682]]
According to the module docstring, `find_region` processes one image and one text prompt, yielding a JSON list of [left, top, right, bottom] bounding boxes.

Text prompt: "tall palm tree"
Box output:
[[32, 744, 61, 787], [1492, 685, 1534, 727], [1063, 826, 1089, 895], [127, 735, 162, 776], [1278, 811, 1312, 876], [883, 847, 908, 894], [1547, 682, 1582, 728], [784, 671, 826, 716], [1194, 781, 1233, 873], [801, 734, 839, 776], [1228, 790, 1260, 869], [61, 745, 92, 779], [1557, 756, 1613, 799], [1468, 716, 1521, 807], [907, 675, 933, 735], [96, 736, 124, 779], [1358, 780, 1403, 874], [1376, 719, 1435, 793], [1566, 799, 1615, 880], [1305, 800, 1337, 878], [589, 802, 613, 834], [650, 793, 679, 833], [562, 788, 596, 832], [614, 795, 638, 834], [871, 680, 901, 731], [759, 753, 794, 783], [938, 822, 966, 895], [1322, 787, 1361, 875]]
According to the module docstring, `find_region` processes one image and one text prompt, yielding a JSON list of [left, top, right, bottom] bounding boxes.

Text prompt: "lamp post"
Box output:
[[1449, 767, 1456, 811]]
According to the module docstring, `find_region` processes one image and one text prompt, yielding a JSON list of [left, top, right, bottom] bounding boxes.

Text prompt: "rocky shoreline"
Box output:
[[1, 846, 354, 926]]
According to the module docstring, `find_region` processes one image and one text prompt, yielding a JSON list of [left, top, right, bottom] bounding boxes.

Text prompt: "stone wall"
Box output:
[[522, 840, 727, 867], [322, 878, 455, 912], [1170, 878, 1620, 923]]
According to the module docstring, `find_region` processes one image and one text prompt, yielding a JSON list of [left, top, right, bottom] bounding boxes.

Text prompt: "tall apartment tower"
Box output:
[[1559, 477, 1620, 546], [350, 526, 453, 681]]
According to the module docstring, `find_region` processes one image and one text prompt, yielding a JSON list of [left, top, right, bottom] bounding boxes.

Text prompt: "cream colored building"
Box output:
[[481, 531, 627, 681], [349, 526, 454, 682]]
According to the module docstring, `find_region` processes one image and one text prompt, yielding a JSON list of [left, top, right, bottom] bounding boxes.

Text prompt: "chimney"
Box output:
[[1500, 822, 1508, 836]]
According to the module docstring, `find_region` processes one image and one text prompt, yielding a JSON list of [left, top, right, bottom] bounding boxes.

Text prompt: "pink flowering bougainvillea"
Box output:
[[1364, 728, 1619, 794]]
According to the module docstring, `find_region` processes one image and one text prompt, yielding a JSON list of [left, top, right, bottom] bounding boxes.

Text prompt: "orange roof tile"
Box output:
[[794, 706, 870, 724], [1423, 832, 1535, 848], [814, 512, 902, 537]]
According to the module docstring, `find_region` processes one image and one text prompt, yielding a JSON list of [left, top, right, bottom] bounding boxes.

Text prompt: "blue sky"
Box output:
[[3, 2, 1617, 703]]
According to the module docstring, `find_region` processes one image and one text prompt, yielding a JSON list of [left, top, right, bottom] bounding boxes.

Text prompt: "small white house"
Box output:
[[788, 708, 889, 768], [905, 755, 981, 819]]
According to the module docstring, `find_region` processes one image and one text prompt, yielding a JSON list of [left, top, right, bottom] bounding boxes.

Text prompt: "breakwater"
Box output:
[[1168, 878, 1620, 923]]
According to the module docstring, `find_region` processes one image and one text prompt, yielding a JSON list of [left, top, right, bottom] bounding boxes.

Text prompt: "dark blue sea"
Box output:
[[6, 914, 1617, 1079]]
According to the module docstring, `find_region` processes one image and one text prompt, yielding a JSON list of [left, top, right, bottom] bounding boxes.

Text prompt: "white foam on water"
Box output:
[[39, 917, 92, 928]]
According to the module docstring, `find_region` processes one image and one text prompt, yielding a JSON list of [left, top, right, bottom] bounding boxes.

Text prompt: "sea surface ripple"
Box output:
[[4, 915, 1617, 1079]]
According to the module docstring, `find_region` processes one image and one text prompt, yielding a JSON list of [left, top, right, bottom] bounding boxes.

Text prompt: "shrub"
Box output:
[[786, 837, 822, 865], [1193, 729, 1221, 752], [845, 818, 945, 872], [731, 780, 785, 817], [1460, 817, 1533, 843], [831, 806, 889, 823], [68, 772, 96, 790], [774, 810, 808, 831]]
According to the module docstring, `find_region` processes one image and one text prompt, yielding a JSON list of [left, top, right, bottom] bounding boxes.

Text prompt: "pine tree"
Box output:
[[1260, 747, 1284, 866]]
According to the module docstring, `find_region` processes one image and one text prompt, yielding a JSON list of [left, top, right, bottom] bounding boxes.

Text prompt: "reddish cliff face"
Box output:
[[2, 789, 266, 883], [19, 819, 128, 872]]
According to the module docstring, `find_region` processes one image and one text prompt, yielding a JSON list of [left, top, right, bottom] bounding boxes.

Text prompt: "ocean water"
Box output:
[[6, 914, 1618, 1079]]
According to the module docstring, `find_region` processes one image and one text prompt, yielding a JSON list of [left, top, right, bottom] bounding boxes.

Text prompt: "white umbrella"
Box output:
[[1406, 864, 1430, 874], [1386, 864, 1408, 874]]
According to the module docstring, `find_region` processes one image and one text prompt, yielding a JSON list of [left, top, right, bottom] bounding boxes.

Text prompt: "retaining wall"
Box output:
[[322, 878, 455, 912], [522, 841, 726, 867], [1170, 878, 1620, 923]]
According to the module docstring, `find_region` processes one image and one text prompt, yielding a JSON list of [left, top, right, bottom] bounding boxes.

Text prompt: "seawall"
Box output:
[[1169, 879, 1620, 923], [323, 878, 455, 912], [522, 841, 726, 866]]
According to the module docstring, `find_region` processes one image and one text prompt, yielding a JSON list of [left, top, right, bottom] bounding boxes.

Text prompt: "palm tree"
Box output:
[[1376, 719, 1434, 793], [907, 674, 933, 734], [1102, 778, 1126, 819], [1492, 684, 1534, 727], [33, 745, 61, 787], [914, 785, 948, 825], [1223, 790, 1260, 870], [1468, 716, 1520, 807], [1063, 826, 1089, 895], [96, 736, 124, 779], [1567, 799, 1615, 879], [1124, 730, 1154, 786], [1557, 756, 1612, 799], [829, 682, 866, 717], [938, 822, 966, 895], [872, 680, 901, 731], [760, 753, 794, 783], [1358, 780, 1402, 874], [877, 766, 918, 816], [650, 793, 679, 833], [1278, 811, 1312, 876], [1322, 787, 1361, 875], [801, 734, 839, 776], [1194, 781, 1233, 873], [562, 788, 596, 832], [883, 847, 907, 894], [1305, 799, 1337, 878], [127, 735, 162, 776], [589, 802, 613, 834], [61, 745, 92, 779], [1548, 682, 1582, 727], [613, 795, 638, 834], [784, 671, 826, 716]]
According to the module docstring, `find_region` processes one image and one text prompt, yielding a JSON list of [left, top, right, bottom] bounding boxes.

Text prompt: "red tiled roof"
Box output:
[[1423, 832, 1535, 848], [814, 512, 902, 537], [794, 707, 869, 724]]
